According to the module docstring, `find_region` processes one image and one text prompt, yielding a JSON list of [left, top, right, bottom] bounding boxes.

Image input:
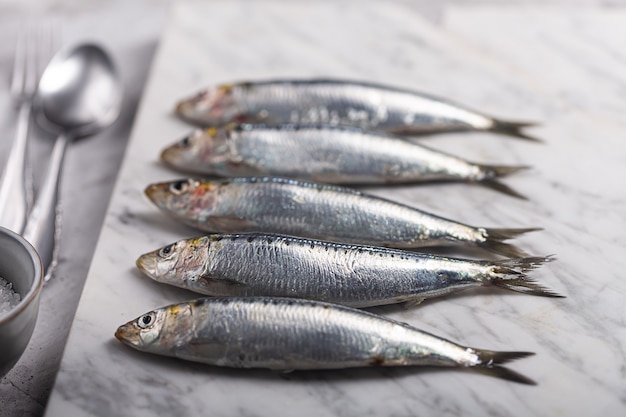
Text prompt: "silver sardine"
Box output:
[[160, 124, 527, 197], [145, 177, 537, 257], [174, 79, 537, 141], [115, 297, 536, 384], [136, 233, 560, 307]]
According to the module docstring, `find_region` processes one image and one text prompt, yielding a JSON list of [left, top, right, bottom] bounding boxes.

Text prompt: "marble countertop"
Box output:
[[2, 1, 626, 416]]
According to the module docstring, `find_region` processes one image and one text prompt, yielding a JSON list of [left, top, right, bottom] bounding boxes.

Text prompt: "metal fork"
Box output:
[[0, 23, 58, 234]]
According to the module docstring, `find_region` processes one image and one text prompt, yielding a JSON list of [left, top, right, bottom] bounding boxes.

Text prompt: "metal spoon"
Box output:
[[23, 43, 123, 279]]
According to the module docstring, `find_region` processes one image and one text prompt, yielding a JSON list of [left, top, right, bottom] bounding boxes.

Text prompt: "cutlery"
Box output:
[[0, 24, 58, 233], [23, 43, 123, 280]]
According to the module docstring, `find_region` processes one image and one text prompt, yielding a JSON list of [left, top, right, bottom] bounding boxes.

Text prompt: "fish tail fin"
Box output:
[[490, 120, 542, 142], [485, 227, 543, 240], [471, 350, 536, 385], [481, 180, 528, 200], [478, 227, 542, 258], [486, 255, 563, 297], [477, 164, 530, 200]]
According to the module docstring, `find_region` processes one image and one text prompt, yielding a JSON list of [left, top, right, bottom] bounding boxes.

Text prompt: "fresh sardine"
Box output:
[[136, 233, 560, 307], [145, 177, 537, 257], [160, 124, 527, 197], [175, 79, 537, 141], [115, 297, 537, 384]]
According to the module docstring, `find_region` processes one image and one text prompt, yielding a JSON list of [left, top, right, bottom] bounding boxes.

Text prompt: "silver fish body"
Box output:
[[174, 79, 536, 140], [161, 124, 526, 196], [115, 296, 535, 383], [136, 233, 559, 307], [145, 177, 535, 257]]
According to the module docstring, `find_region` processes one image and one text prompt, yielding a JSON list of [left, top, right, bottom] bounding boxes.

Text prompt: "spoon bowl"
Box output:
[[24, 43, 123, 279], [37, 44, 122, 137]]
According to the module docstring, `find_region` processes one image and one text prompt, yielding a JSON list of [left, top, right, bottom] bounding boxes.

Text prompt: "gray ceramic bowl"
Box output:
[[0, 226, 43, 378]]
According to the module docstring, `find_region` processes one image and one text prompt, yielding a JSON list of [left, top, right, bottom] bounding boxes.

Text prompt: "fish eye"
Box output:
[[195, 90, 208, 99], [180, 136, 191, 147], [169, 180, 189, 195], [137, 312, 155, 329], [159, 244, 174, 258]]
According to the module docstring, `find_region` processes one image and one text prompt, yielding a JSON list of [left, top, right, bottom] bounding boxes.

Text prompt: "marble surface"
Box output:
[[39, 1, 626, 416], [0, 0, 622, 415], [442, 9, 626, 413]]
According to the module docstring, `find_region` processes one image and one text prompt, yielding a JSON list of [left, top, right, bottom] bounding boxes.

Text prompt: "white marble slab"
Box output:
[[441, 8, 626, 415], [44, 1, 624, 416]]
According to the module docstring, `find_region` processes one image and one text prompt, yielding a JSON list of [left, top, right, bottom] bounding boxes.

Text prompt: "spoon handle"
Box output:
[[23, 133, 68, 281], [0, 102, 33, 234]]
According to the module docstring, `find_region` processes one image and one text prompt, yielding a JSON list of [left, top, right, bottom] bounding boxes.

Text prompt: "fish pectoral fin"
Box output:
[[217, 277, 248, 287], [227, 154, 245, 165], [201, 274, 248, 288], [402, 297, 425, 309], [280, 354, 326, 370]]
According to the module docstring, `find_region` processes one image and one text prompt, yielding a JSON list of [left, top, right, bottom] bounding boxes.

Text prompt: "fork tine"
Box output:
[[48, 19, 63, 69], [38, 21, 53, 78], [36, 20, 63, 90], [24, 23, 41, 95], [10, 21, 62, 99], [10, 28, 26, 97], [35, 24, 46, 84]]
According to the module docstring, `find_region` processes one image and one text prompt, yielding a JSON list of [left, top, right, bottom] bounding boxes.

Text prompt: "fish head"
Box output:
[[145, 178, 221, 223], [160, 129, 213, 171], [160, 127, 234, 173], [136, 236, 211, 288], [175, 84, 240, 125], [115, 303, 194, 354]]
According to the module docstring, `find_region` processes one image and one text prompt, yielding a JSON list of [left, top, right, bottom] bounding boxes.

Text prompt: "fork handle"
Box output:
[[0, 102, 32, 234], [23, 132, 69, 281]]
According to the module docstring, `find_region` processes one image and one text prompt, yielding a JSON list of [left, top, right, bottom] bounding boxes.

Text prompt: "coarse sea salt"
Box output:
[[0, 276, 21, 314]]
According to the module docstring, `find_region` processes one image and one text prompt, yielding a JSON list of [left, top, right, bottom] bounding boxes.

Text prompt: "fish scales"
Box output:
[[136, 233, 561, 307], [205, 234, 476, 305], [160, 124, 521, 190], [145, 177, 536, 257], [233, 82, 413, 128], [175, 79, 537, 141], [219, 177, 472, 245], [115, 297, 537, 384]]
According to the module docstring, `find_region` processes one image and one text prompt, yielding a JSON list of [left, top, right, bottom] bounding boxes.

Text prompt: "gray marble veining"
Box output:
[[444, 8, 626, 414], [8, 1, 622, 416]]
